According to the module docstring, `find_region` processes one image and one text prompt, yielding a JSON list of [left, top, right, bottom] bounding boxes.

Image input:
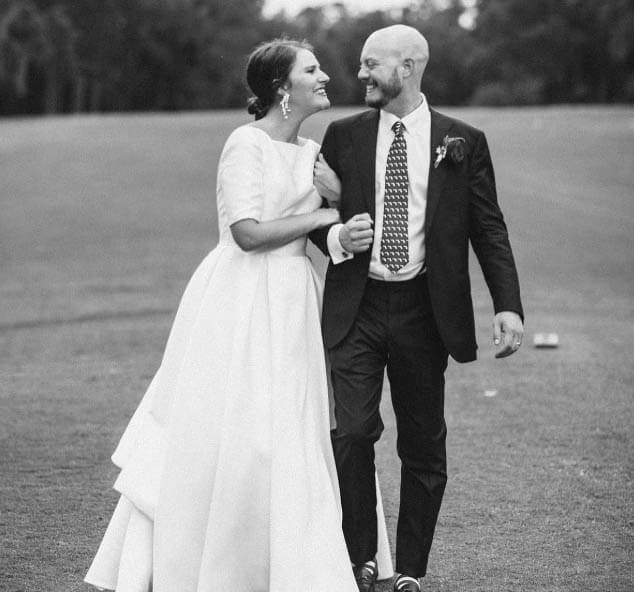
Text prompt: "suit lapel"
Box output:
[[425, 109, 453, 236], [350, 110, 379, 218]]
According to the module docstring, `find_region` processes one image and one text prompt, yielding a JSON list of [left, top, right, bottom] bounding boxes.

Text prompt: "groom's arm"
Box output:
[[468, 130, 524, 356], [310, 123, 373, 262], [310, 123, 341, 256], [468, 130, 523, 317]]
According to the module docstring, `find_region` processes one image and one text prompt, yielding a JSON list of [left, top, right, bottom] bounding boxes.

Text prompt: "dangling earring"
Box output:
[[280, 92, 291, 119]]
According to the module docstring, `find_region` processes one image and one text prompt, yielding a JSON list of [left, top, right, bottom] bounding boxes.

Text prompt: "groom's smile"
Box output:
[[360, 68, 403, 109], [358, 42, 404, 109]]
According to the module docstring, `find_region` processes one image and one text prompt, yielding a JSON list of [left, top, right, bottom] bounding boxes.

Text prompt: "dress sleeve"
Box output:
[[217, 127, 265, 225]]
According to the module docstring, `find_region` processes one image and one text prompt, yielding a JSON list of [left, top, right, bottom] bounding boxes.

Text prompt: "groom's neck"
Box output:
[[382, 89, 424, 120]]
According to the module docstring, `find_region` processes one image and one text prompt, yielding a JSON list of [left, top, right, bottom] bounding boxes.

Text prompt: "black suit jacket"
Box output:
[[311, 108, 523, 363]]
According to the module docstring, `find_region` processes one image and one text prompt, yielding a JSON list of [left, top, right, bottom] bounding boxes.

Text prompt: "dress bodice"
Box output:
[[215, 125, 322, 255]]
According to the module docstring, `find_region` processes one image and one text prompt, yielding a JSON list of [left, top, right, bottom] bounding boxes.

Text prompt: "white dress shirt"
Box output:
[[327, 94, 431, 281]]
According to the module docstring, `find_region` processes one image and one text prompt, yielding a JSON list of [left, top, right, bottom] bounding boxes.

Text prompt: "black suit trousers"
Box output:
[[330, 274, 449, 577]]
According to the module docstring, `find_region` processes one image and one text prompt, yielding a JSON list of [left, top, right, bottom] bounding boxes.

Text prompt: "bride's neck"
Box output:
[[254, 111, 303, 144]]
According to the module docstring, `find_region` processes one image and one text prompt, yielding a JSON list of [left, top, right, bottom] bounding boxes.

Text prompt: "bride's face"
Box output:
[[284, 49, 330, 115]]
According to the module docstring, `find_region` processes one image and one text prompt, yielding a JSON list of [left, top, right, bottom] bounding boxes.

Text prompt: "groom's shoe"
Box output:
[[393, 574, 421, 592], [353, 559, 378, 592]]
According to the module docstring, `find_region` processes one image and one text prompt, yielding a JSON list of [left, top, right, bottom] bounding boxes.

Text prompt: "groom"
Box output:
[[311, 25, 524, 592]]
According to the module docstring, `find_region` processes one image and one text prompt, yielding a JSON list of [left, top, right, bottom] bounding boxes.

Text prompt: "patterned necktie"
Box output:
[[380, 121, 409, 272]]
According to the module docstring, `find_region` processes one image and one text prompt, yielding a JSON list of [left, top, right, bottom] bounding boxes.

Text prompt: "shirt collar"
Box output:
[[379, 94, 429, 134]]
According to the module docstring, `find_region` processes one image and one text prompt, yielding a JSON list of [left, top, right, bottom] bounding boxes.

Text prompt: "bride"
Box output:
[[85, 38, 392, 591]]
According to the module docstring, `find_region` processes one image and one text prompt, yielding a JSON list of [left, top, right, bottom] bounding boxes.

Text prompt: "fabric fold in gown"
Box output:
[[85, 125, 393, 592]]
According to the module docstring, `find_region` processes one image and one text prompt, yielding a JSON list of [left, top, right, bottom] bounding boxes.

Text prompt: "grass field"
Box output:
[[1, 107, 633, 591]]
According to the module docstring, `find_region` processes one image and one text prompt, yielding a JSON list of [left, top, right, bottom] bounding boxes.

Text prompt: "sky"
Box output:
[[263, 0, 417, 18], [262, 1, 477, 28]]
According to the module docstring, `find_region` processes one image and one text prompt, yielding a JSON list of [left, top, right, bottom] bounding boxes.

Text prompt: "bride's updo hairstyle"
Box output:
[[246, 38, 313, 120]]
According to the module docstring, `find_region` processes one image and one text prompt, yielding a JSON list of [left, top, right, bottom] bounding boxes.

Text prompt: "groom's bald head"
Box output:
[[363, 25, 429, 83]]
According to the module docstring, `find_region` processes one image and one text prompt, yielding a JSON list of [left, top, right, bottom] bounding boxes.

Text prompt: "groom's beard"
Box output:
[[365, 69, 403, 108]]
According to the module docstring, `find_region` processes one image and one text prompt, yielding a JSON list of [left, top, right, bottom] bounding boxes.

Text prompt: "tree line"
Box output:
[[0, 0, 632, 116]]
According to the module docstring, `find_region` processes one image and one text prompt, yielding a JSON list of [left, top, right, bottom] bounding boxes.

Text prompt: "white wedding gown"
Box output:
[[85, 125, 393, 592]]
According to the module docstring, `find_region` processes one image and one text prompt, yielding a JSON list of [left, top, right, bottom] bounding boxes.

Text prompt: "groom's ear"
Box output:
[[402, 58, 415, 78]]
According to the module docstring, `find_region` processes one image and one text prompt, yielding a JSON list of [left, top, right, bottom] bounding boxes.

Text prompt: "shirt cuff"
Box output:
[[327, 224, 353, 264]]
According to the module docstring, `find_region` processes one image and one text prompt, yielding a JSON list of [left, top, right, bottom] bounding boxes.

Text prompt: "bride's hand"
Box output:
[[313, 206, 341, 228], [313, 153, 341, 207]]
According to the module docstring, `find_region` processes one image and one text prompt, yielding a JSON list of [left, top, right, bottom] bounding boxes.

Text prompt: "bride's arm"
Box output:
[[230, 208, 340, 252]]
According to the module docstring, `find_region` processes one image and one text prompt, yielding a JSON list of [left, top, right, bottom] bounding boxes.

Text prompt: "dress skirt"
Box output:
[[85, 243, 393, 592]]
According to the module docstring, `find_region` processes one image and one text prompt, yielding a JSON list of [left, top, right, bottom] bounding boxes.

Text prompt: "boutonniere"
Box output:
[[433, 135, 466, 168]]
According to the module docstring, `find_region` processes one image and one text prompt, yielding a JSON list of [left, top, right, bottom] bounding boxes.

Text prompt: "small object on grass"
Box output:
[[533, 333, 559, 348], [484, 389, 498, 398]]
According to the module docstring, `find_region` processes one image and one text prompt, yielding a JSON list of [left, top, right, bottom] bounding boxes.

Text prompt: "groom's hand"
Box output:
[[339, 213, 373, 253], [493, 311, 524, 358]]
